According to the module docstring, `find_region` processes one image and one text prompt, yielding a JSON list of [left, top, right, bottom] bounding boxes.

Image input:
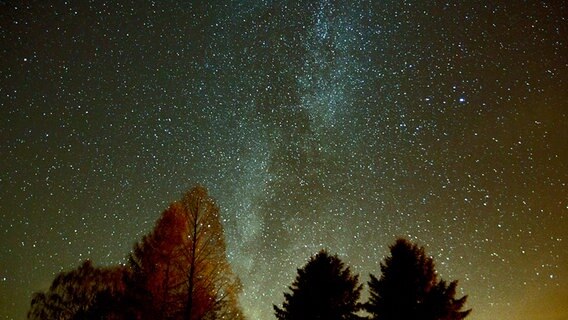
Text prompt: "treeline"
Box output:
[[274, 240, 470, 320], [28, 186, 244, 320], [28, 186, 470, 320]]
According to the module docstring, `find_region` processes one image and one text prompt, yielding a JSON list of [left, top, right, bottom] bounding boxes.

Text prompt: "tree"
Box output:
[[274, 250, 363, 320], [366, 238, 471, 320], [27, 260, 132, 320], [128, 185, 245, 320]]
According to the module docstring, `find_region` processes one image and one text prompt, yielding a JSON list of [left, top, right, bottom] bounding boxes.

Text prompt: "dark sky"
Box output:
[[1, 1, 567, 319]]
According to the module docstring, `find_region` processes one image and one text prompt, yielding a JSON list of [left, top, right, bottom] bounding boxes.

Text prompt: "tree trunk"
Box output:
[[185, 202, 199, 320]]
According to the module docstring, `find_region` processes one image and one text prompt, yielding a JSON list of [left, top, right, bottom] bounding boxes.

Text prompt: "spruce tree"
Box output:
[[274, 250, 363, 320], [366, 238, 470, 320]]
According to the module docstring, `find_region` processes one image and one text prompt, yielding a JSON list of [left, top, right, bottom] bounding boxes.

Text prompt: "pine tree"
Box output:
[[274, 250, 363, 320], [366, 238, 471, 320]]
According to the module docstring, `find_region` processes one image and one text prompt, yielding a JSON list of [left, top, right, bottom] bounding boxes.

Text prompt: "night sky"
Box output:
[[1, 1, 567, 319]]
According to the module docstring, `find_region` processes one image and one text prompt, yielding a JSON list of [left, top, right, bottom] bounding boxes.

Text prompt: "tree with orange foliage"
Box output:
[[128, 185, 245, 320]]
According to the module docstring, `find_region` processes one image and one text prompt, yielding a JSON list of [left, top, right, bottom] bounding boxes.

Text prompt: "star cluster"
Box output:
[[1, 1, 566, 319]]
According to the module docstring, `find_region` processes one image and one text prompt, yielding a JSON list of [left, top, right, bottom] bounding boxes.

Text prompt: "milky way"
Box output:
[[1, 1, 566, 319]]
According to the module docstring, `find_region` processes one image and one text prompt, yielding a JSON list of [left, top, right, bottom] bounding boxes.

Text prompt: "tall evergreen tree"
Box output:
[[274, 250, 363, 320], [366, 238, 470, 320]]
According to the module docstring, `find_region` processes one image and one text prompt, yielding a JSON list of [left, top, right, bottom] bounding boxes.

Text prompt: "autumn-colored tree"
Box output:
[[366, 238, 470, 320], [274, 250, 364, 320], [27, 260, 132, 320], [128, 185, 245, 320]]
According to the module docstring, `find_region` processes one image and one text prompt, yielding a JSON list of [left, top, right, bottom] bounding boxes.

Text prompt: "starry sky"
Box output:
[[1, 1, 567, 319]]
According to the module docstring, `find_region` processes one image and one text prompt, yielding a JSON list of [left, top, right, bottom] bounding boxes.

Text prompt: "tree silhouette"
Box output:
[[274, 250, 363, 320], [27, 260, 132, 320], [128, 185, 245, 320], [366, 238, 470, 320]]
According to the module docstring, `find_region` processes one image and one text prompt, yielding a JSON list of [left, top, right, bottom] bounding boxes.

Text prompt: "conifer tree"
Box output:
[[366, 238, 470, 320], [274, 250, 363, 320], [128, 185, 245, 320]]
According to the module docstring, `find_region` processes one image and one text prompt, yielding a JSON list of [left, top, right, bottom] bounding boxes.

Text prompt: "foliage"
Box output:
[[128, 185, 245, 320], [27, 260, 132, 320], [28, 185, 244, 320], [366, 238, 471, 320], [274, 250, 364, 320], [28, 188, 472, 320]]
